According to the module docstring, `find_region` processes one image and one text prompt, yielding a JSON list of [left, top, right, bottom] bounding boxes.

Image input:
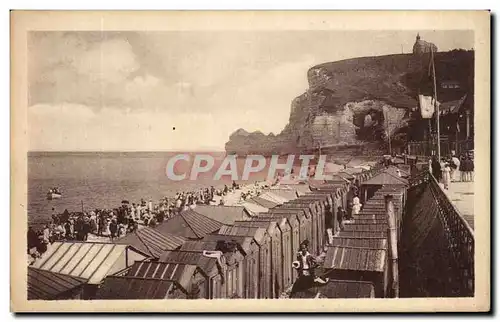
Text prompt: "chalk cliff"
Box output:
[[225, 49, 474, 156]]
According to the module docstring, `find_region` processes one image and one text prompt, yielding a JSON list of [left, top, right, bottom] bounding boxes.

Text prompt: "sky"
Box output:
[[28, 30, 474, 151]]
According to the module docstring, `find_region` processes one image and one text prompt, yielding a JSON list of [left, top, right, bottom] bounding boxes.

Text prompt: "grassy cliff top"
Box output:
[[308, 50, 474, 111]]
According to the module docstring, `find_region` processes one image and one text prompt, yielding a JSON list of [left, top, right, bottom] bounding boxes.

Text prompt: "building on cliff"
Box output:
[[412, 33, 438, 55]]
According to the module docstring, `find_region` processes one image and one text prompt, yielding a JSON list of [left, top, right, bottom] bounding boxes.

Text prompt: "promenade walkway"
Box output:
[[441, 181, 475, 230]]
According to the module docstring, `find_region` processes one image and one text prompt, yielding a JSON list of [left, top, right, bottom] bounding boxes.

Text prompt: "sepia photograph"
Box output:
[[10, 10, 490, 312]]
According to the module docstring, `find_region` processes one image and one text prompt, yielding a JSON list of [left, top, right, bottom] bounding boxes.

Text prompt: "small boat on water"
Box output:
[[47, 187, 62, 200]]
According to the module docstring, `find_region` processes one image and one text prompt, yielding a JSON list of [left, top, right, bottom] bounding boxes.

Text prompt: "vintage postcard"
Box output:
[[10, 10, 490, 312]]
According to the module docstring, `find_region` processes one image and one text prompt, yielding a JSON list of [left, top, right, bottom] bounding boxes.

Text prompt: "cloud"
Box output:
[[75, 38, 139, 84], [27, 30, 474, 151]]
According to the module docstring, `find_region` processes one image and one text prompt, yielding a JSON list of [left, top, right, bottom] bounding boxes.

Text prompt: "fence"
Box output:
[[409, 170, 475, 296], [407, 138, 474, 159]]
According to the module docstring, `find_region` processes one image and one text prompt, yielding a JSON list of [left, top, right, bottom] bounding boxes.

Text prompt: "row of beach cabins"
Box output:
[[27, 161, 412, 301]]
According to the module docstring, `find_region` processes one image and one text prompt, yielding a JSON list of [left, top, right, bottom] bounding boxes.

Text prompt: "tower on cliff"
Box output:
[[412, 33, 438, 55]]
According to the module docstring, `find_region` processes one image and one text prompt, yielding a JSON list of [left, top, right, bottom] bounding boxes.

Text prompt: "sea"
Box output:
[[27, 151, 297, 224]]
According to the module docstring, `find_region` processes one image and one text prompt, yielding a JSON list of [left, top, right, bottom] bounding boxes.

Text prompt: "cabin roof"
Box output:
[[342, 223, 388, 232], [290, 278, 375, 299], [191, 205, 251, 225], [234, 219, 279, 236], [337, 230, 386, 238], [30, 241, 145, 284], [279, 183, 312, 195], [179, 239, 245, 263], [217, 225, 268, 245], [330, 237, 388, 249], [158, 250, 219, 277], [241, 201, 269, 214], [324, 245, 387, 272], [258, 191, 290, 204], [155, 209, 223, 239], [203, 234, 254, 254], [28, 267, 86, 300], [125, 261, 197, 291], [261, 189, 298, 201], [114, 227, 186, 258], [361, 172, 409, 186], [383, 165, 411, 177], [254, 215, 290, 230], [95, 275, 186, 299], [248, 196, 280, 209]]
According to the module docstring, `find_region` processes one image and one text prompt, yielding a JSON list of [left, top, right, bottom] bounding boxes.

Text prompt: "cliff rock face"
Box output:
[[225, 49, 474, 156]]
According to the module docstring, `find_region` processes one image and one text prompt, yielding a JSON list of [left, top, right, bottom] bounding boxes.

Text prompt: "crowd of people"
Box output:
[[27, 181, 258, 262], [429, 151, 474, 190], [27, 166, 364, 264]]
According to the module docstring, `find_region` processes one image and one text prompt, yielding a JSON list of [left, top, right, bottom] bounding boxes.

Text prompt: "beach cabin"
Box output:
[[235, 219, 282, 298], [284, 199, 321, 254], [28, 267, 87, 300], [179, 240, 246, 298], [277, 204, 313, 253], [304, 190, 337, 238], [360, 170, 408, 204], [311, 183, 348, 235], [217, 225, 272, 299], [96, 261, 199, 299], [297, 193, 334, 251], [154, 209, 224, 240], [323, 244, 389, 297], [191, 205, 252, 225], [113, 227, 186, 259], [29, 241, 148, 299], [255, 214, 294, 289], [159, 249, 227, 299], [203, 234, 259, 299], [262, 210, 301, 284]]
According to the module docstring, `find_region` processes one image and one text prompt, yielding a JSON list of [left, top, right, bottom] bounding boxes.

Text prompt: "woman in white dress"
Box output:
[[442, 163, 451, 190]]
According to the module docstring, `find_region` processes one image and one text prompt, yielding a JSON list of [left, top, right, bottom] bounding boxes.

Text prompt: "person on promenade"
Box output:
[[459, 154, 466, 182], [442, 162, 451, 190], [431, 156, 442, 181], [466, 154, 474, 182], [450, 153, 460, 182]]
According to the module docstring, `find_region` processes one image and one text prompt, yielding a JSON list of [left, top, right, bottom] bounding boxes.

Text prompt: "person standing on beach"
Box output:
[[109, 219, 118, 241], [27, 226, 38, 252]]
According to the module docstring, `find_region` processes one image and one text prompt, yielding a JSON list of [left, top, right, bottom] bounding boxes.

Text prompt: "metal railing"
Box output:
[[410, 170, 475, 296], [408, 139, 474, 159]]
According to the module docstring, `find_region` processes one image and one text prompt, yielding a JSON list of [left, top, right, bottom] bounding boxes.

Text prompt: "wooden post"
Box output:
[[466, 110, 470, 139], [385, 194, 399, 298], [431, 48, 441, 160]]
